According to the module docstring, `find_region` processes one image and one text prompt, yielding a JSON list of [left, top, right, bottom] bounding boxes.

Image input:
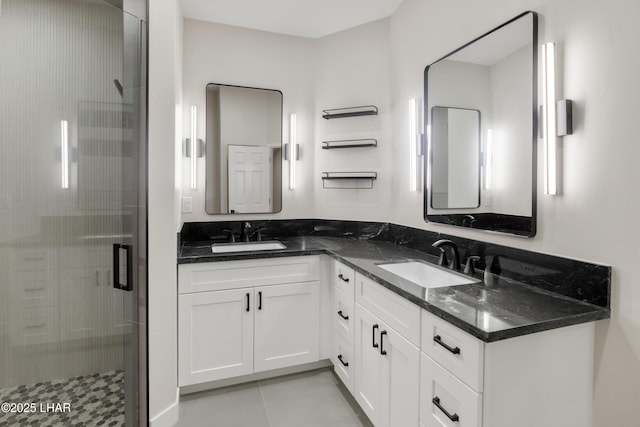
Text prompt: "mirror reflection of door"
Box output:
[[227, 145, 273, 213], [430, 106, 480, 209]]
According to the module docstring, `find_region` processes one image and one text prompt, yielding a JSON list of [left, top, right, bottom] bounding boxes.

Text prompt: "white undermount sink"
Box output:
[[377, 260, 478, 289], [211, 241, 286, 254]]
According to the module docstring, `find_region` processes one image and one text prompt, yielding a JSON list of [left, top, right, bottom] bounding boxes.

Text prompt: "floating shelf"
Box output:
[[321, 172, 378, 189], [322, 105, 378, 119], [322, 139, 378, 149]]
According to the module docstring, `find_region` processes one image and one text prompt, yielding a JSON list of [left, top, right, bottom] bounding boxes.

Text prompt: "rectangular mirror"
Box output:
[[205, 83, 283, 214], [431, 106, 481, 209], [424, 11, 538, 237]]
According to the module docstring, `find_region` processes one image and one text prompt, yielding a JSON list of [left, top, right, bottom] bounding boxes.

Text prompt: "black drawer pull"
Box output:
[[338, 273, 350, 283], [434, 335, 460, 355], [372, 324, 379, 348], [246, 293, 250, 312], [337, 310, 349, 320], [337, 354, 349, 367], [258, 291, 263, 310], [380, 330, 387, 356], [432, 396, 459, 422]]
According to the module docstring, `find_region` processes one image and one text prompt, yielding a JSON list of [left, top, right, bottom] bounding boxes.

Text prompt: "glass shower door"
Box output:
[[0, 0, 147, 425]]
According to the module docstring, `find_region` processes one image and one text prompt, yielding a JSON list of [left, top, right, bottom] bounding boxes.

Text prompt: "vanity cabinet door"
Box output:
[[178, 288, 254, 386], [355, 303, 420, 427], [354, 304, 385, 425], [254, 281, 320, 372], [380, 325, 420, 427]]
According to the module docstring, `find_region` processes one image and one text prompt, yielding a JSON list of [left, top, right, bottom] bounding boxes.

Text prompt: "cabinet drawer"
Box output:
[[334, 286, 355, 344], [179, 256, 320, 294], [421, 353, 482, 427], [332, 332, 355, 394], [10, 248, 57, 272], [334, 260, 355, 297], [421, 310, 484, 392], [10, 271, 58, 308], [355, 272, 421, 346], [10, 307, 59, 345]]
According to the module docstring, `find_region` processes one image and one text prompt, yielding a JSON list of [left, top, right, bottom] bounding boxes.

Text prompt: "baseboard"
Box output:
[[149, 388, 180, 427], [180, 359, 333, 395]]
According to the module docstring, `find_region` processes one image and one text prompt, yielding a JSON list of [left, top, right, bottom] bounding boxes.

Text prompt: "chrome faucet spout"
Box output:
[[432, 239, 461, 270]]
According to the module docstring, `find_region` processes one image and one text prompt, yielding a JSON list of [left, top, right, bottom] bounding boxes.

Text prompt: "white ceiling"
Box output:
[[180, 0, 405, 39]]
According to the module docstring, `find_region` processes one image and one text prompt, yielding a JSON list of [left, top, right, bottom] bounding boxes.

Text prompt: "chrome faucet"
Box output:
[[432, 239, 461, 270], [240, 222, 252, 242]]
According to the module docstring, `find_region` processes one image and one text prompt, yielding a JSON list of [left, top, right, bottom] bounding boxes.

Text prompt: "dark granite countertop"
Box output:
[[178, 236, 610, 342]]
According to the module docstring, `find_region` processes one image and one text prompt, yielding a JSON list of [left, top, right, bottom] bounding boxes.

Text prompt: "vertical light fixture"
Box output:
[[289, 113, 297, 190], [190, 105, 197, 190], [60, 120, 69, 189], [485, 128, 493, 190], [425, 123, 432, 192], [542, 42, 557, 195], [409, 99, 418, 192]]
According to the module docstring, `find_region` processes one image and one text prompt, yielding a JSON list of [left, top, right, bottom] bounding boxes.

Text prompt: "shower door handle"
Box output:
[[113, 243, 133, 291]]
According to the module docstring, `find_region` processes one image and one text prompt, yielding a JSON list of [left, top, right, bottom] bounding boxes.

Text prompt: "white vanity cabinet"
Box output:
[[354, 272, 421, 427], [420, 310, 595, 427], [178, 256, 320, 387]]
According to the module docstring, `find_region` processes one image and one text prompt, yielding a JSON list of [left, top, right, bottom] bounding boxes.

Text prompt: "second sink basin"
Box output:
[[211, 241, 286, 254], [377, 260, 479, 289]]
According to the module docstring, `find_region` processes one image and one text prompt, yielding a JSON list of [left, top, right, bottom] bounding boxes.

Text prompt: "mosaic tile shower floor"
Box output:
[[0, 370, 124, 427]]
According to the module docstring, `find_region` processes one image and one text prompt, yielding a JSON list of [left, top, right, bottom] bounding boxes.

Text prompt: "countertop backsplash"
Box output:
[[179, 219, 611, 310]]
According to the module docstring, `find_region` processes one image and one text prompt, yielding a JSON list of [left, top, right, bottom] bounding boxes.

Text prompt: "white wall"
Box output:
[[148, 0, 182, 424], [389, 0, 640, 425], [181, 19, 316, 222]]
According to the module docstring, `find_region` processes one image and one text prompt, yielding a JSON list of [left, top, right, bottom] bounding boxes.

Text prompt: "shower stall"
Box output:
[[0, 0, 148, 425]]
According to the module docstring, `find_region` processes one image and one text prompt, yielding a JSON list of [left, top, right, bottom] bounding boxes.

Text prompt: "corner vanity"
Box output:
[[177, 220, 610, 427]]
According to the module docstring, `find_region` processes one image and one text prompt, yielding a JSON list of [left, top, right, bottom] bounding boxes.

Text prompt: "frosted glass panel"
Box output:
[[0, 0, 146, 425]]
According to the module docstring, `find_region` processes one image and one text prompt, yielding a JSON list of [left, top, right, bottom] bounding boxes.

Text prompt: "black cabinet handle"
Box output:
[[337, 310, 349, 320], [380, 330, 387, 356], [246, 293, 250, 312], [372, 324, 379, 348], [432, 396, 459, 422], [434, 335, 461, 355], [258, 291, 262, 310], [337, 354, 349, 367], [338, 273, 350, 283]]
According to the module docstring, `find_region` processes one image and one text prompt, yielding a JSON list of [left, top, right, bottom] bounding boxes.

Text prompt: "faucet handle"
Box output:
[[464, 256, 481, 275], [222, 229, 236, 243]]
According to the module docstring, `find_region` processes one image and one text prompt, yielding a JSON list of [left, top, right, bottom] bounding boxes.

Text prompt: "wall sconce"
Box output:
[[409, 98, 424, 192], [542, 42, 573, 196], [60, 120, 69, 190], [285, 113, 299, 190], [484, 128, 493, 190], [185, 105, 203, 190]]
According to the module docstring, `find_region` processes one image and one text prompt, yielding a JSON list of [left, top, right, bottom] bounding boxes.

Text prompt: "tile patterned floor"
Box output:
[[175, 368, 373, 427], [0, 370, 124, 427]]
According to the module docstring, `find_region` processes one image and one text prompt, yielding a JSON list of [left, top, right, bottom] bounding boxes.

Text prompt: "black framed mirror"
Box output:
[[424, 11, 538, 237], [204, 83, 283, 215]]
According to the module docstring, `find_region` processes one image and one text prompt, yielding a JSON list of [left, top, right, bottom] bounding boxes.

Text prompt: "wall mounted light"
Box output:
[[484, 128, 493, 190], [185, 105, 203, 190], [284, 113, 299, 190], [425, 123, 432, 192], [60, 120, 69, 190], [542, 42, 573, 196], [409, 98, 422, 192]]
